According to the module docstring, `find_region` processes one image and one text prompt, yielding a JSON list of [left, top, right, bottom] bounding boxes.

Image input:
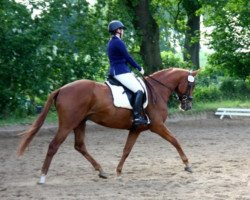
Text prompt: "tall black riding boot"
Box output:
[[132, 90, 148, 126]]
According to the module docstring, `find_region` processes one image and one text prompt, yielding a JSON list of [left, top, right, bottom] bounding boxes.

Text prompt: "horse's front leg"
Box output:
[[116, 130, 140, 177], [150, 124, 192, 173]]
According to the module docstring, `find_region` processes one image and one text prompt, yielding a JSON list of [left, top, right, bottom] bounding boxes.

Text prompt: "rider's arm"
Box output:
[[117, 40, 142, 71]]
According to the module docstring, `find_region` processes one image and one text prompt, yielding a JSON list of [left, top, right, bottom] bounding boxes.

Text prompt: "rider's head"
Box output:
[[108, 20, 126, 37]]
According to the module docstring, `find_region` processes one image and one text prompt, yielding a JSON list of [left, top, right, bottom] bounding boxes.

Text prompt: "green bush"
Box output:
[[220, 77, 250, 99], [246, 76, 250, 87], [195, 66, 221, 87], [219, 78, 236, 95], [194, 85, 222, 102], [161, 51, 188, 68]]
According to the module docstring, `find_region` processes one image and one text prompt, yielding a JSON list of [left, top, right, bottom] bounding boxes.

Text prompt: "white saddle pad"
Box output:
[[106, 77, 148, 110]]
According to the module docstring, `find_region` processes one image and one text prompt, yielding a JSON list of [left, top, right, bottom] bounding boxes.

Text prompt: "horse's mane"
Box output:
[[149, 68, 172, 76], [149, 67, 187, 78]]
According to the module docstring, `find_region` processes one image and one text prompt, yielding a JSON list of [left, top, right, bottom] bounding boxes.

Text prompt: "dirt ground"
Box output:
[[0, 113, 249, 200]]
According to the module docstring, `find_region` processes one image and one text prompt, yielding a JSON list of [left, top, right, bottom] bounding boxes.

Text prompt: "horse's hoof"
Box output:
[[37, 181, 45, 185], [37, 174, 46, 185], [99, 171, 108, 179], [116, 176, 123, 182], [184, 166, 193, 173]]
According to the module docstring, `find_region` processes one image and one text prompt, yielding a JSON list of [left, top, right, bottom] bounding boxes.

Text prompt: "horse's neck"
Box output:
[[151, 69, 180, 89], [159, 68, 186, 85], [148, 69, 184, 102], [146, 76, 171, 104]]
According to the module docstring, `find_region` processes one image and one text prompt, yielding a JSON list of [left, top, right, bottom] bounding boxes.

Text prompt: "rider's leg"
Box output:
[[114, 73, 148, 125], [114, 73, 143, 93], [132, 90, 148, 125]]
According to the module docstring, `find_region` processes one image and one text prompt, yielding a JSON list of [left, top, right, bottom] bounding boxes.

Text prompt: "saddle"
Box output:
[[105, 75, 148, 110]]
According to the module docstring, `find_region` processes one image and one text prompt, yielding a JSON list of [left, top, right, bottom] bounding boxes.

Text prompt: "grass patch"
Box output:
[[193, 100, 250, 111], [0, 111, 58, 126], [168, 100, 250, 115]]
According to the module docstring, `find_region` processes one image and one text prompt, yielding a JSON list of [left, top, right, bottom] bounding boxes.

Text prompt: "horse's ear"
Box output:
[[191, 69, 200, 77]]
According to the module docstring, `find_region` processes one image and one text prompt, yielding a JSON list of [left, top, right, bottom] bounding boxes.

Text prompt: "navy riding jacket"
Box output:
[[107, 36, 142, 76]]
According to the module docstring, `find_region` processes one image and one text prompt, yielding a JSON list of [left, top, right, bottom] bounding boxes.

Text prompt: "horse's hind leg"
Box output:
[[74, 122, 107, 179], [38, 127, 71, 184]]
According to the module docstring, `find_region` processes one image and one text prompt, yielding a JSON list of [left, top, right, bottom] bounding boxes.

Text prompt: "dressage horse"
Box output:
[[17, 68, 198, 184]]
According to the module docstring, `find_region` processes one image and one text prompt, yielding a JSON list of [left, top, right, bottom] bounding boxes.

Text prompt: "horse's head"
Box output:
[[175, 70, 198, 111]]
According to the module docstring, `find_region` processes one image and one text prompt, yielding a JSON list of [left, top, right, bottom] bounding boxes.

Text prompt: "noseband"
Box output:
[[177, 71, 195, 102]]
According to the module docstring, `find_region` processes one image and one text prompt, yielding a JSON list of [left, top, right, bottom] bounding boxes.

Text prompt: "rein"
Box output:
[[143, 75, 174, 92], [140, 74, 173, 104]]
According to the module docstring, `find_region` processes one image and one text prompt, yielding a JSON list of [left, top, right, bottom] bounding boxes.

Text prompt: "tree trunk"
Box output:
[[126, 0, 162, 73], [183, 0, 201, 69]]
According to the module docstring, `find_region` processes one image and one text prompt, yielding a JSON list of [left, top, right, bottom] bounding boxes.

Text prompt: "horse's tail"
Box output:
[[17, 89, 60, 157]]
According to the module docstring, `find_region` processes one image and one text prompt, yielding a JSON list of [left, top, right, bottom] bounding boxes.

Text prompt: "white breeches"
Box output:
[[114, 73, 144, 93]]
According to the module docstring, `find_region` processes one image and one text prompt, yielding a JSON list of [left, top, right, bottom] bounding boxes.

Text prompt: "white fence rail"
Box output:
[[215, 108, 250, 119]]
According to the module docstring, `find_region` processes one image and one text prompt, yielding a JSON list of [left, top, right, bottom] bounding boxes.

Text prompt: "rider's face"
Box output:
[[117, 28, 124, 37]]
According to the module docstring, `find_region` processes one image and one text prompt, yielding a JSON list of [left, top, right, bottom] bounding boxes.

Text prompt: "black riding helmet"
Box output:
[[108, 20, 126, 34]]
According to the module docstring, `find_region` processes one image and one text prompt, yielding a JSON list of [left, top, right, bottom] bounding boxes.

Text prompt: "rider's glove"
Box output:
[[140, 67, 144, 75]]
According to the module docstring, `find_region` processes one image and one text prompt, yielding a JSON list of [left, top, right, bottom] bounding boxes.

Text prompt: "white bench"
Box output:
[[215, 108, 250, 119]]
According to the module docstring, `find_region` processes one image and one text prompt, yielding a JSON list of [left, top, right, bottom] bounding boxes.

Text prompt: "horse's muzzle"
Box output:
[[180, 100, 192, 111]]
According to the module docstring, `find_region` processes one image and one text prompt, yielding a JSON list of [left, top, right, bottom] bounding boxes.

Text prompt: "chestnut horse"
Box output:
[[17, 68, 198, 184]]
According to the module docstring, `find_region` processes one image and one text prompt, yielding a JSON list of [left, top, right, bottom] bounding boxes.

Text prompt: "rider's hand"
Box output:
[[140, 67, 144, 75]]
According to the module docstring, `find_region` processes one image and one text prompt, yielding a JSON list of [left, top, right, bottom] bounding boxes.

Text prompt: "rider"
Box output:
[[107, 20, 148, 126]]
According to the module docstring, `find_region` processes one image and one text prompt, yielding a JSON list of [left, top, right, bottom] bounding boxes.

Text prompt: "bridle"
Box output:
[[176, 71, 195, 102], [143, 71, 195, 103]]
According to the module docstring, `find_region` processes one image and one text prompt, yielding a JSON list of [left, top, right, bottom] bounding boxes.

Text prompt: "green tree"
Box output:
[[153, 0, 201, 69], [182, 0, 201, 69], [0, 0, 108, 117], [204, 0, 250, 79], [125, 0, 163, 72], [37, 0, 108, 87], [0, 0, 52, 116]]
